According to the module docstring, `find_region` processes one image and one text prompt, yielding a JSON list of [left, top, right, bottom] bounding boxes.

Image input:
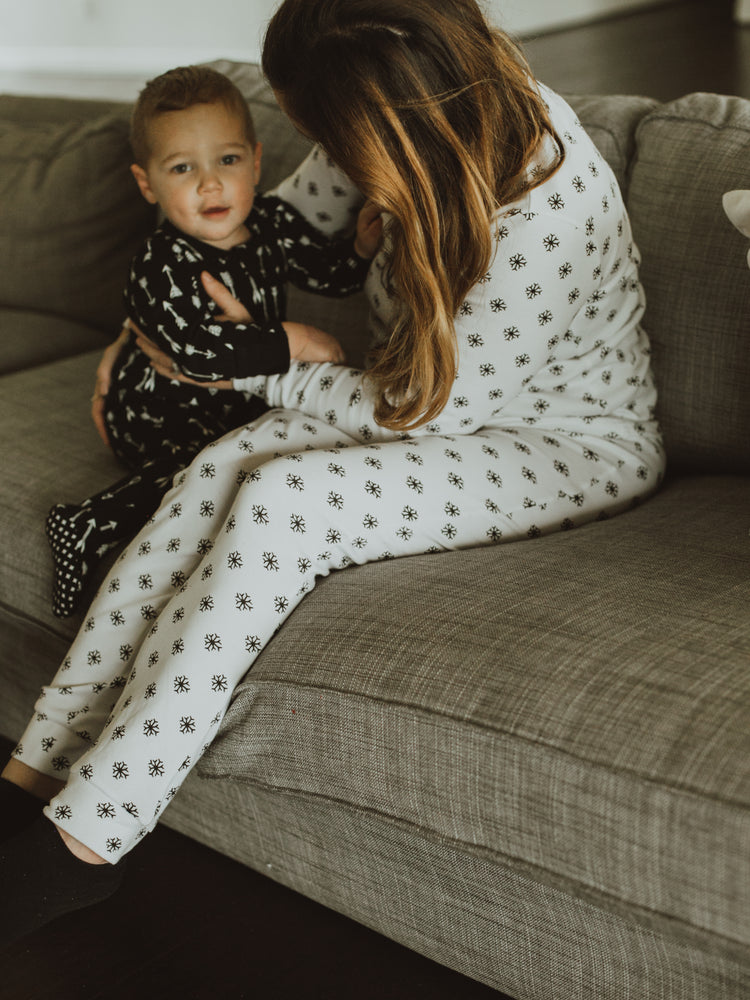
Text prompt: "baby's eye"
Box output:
[[171, 162, 191, 175], [220, 154, 239, 166]]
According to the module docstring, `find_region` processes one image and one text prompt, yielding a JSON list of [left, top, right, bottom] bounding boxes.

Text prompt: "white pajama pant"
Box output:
[[14, 408, 659, 860]]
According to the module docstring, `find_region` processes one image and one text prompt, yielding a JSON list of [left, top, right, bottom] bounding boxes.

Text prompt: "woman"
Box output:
[[1, 0, 664, 940]]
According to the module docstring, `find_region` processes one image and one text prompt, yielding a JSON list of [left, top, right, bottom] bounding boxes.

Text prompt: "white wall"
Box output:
[[0, 0, 680, 81]]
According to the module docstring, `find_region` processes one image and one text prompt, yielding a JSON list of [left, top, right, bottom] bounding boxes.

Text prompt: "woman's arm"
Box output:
[[91, 325, 130, 447]]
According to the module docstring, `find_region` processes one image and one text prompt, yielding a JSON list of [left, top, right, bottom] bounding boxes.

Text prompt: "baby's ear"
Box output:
[[722, 190, 750, 238], [130, 163, 158, 204]]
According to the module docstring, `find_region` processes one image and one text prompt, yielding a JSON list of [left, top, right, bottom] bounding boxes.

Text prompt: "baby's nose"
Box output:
[[198, 170, 222, 192]]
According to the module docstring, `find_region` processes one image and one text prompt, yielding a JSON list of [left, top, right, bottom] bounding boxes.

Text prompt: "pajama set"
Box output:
[[17, 86, 665, 860], [45, 194, 369, 616]]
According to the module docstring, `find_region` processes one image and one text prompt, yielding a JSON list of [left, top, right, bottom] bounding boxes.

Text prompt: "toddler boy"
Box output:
[[46, 65, 379, 617]]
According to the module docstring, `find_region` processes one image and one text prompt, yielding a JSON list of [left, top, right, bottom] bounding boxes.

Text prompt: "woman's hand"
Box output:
[[91, 325, 129, 447], [282, 322, 346, 363]]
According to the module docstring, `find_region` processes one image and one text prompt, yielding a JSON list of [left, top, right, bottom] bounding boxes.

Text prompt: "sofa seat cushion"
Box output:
[[0, 350, 124, 635], [0, 106, 156, 334], [0, 307, 109, 375], [627, 93, 750, 474], [201, 473, 750, 958]]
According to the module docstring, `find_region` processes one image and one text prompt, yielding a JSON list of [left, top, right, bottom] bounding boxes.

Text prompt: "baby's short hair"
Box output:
[[130, 65, 256, 166]]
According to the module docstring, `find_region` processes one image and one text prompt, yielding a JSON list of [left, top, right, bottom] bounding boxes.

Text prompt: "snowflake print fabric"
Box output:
[[16, 87, 664, 860]]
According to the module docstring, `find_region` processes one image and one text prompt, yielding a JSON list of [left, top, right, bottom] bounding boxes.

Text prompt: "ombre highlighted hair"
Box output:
[[262, 0, 562, 431]]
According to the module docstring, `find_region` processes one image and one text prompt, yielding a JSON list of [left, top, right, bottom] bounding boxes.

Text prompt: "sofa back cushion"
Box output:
[[0, 101, 156, 334], [626, 93, 750, 474]]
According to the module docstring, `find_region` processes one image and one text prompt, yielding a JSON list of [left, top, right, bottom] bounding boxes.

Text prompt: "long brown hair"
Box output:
[[263, 0, 562, 431]]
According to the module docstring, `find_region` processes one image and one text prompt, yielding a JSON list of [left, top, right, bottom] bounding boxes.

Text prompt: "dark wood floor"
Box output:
[[2, 2, 747, 997]]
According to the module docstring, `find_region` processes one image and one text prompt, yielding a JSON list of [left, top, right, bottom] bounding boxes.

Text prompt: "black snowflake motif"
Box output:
[[327, 491, 344, 510], [55, 804, 73, 820], [252, 504, 270, 525], [119, 643, 134, 662], [245, 635, 262, 654], [87, 649, 102, 666], [200, 462, 216, 479], [179, 716, 196, 734], [106, 838, 122, 854], [199, 596, 215, 612], [459, 301, 473, 316], [52, 755, 70, 772], [503, 326, 520, 341], [211, 674, 228, 693], [441, 523, 458, 540], [140, 604, 157, 621], [298, 557, 312, 573], [143, 719, 159, 737], [235, 593, 253, 612], [447, 472, 464, 490], [363, 514, 378, 530], [147, 651, 159, 668], [526, 283, 542, 299], [365, 480, 382, 498], [286, 472, 305, 492], [405, 452, 423, 465], [543, 234, 560, 252], [200, 500, 215, 518], [145, 682, 157, 699], [172, 607, 185, 624], [204, 633, 223, 652], [453, 396, 469, 408], [365, 455, 384, 469], [108, 578, 121, 593], [490, 297, 506, 313], [468, 333, 484, 347], [538, 310, 553, 326], [174, 675, 190, 694], [169, 502, 183, 519], [515, 354, 531, 368], [197, 538, 214, 556], [113, 761, 129, 780], [486, 470, 503, 488], [274, 595, 289, 614], [325, 529, 341, 545], [405, 476, 423, 495], [444, 502, 460, 517], [227, 551, 242, 569], [508, 253, 527, 271], [290, 514, 306, 533], [263, 551, 280, 571], [148, 759, 165, 777], [97, 802, 116, 819], [79, 763, 94, 781]]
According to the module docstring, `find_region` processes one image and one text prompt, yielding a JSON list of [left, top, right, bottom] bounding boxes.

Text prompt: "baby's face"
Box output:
[[132, 101, 261, 250]]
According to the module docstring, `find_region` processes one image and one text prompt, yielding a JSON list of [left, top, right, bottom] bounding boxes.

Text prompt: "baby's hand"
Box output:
[[283, 322, 346, 364], [354, 201, 383, 259]]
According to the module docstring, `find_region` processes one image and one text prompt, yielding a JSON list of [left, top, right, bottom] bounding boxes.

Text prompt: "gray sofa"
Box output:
[[1, 62, 748, 999]]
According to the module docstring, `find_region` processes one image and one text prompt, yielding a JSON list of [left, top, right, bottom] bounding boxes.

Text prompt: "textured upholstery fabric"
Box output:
[[0, 109, 155, 332], [626, 93, 750, 473], [164, 776, 750, 999], [0, 308, 106, 375], [200, 475, 750, 957]]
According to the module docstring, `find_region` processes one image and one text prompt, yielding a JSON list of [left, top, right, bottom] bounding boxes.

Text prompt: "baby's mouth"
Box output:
[[202, 206, 230, 218]]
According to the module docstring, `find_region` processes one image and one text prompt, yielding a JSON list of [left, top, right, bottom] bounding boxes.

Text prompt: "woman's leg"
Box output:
[[37, 411, 651, 862]]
